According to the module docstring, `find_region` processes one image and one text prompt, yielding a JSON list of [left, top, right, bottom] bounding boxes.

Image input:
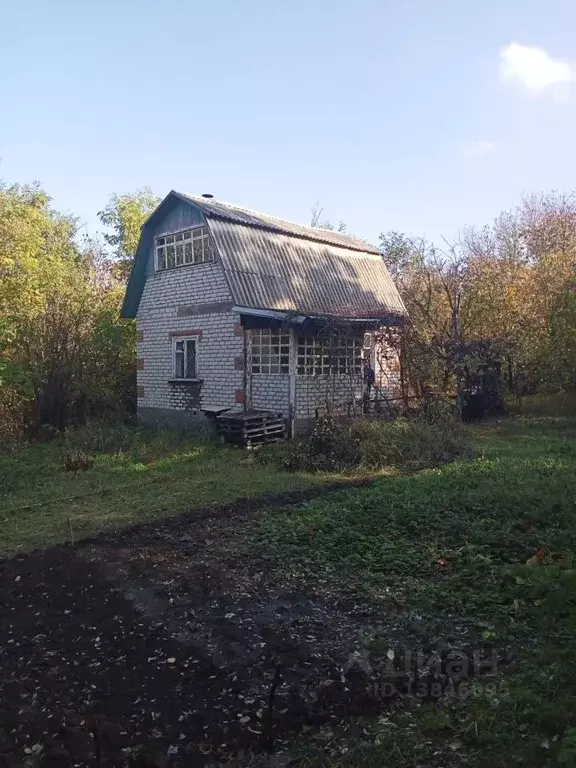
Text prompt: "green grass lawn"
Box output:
[[0, 421, 338, 556], [253, 410, 576, 767]]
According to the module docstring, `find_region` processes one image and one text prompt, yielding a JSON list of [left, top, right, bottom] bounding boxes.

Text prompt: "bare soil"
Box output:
[[0, 484, 470, 767]]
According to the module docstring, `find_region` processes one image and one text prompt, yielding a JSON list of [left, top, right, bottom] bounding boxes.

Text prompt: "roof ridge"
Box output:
[[177, 192, 380, 255], [190, 197, 341, 236]]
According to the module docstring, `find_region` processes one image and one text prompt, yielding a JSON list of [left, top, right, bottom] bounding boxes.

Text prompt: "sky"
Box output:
[[2, 0, 576, 247]]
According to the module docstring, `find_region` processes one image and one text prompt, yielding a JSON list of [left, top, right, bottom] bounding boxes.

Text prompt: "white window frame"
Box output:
[[172, 336, 199, 381], [251, 328, 291, 375], [155, 225, 213, 271], [297, 334, 362, 377]]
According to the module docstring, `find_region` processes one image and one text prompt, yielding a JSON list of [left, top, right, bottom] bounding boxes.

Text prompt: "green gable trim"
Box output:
[[121, 192, 206, 319]]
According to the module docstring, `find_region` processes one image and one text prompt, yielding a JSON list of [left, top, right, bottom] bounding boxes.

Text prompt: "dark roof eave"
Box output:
[[233, 305, 407, 326]]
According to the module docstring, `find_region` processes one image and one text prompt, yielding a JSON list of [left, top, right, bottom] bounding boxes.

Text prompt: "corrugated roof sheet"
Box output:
[[178, 193, 381, 255], [207, 218, 407, 321]]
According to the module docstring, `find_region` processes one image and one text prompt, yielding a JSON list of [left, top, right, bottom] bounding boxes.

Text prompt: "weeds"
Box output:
[[261, 408, 472, 473], [61, 419, 194, 458], [0, 421, 336, 556], [253, 413, 576, 766], [62, 449, 94, 472]]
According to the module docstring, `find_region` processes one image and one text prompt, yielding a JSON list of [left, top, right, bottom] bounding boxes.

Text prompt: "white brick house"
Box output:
[[122, 192, 408, 435]]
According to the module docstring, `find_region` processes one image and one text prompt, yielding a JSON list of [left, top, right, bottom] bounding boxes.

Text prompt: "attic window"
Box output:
[[156, 226, 213, 270]]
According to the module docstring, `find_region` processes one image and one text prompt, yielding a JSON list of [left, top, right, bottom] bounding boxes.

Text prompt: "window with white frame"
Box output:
[[251, 328, 290, 374], [173, 337, 197, 379], [156, 226, 213, 271], [297, 335, 362, 376]]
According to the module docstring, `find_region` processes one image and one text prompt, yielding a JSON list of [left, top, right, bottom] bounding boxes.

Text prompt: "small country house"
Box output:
[[122, 192, 408, 436]]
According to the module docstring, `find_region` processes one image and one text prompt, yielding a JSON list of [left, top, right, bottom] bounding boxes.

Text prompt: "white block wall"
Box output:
[[295, 375, 363, 419], [137, 265, 404, 428], [294, 329, 403, 422], [249, 375, 291, 413], [136, 263, 244, 412], [245, 327, 402, 424]]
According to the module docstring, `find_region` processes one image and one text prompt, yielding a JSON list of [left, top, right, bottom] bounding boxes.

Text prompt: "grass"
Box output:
[[252, 408, 576, 767], [0, 421, 338, 556], [3, 402, 576, 765]]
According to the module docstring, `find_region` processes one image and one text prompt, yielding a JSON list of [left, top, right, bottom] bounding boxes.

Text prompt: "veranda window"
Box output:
[[297, 335, 362, 376], [251, 328, 290, 374]]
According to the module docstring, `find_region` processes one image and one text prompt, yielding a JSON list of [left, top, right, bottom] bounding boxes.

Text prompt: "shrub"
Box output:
[[0, 387, 28, 447], [62, 449, 94, 472], [63, 420, 137, 455], [60, 419, 209, 466], [260, 408, 472, 473]]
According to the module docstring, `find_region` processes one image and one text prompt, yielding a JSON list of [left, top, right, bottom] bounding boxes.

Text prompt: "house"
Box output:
[[122, 191, 408, 436]]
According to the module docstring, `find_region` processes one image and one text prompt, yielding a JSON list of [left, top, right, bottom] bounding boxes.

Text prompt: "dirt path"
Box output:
[[1, 482, 400, 767]]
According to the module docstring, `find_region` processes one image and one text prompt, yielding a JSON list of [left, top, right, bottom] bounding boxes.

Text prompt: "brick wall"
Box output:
[[295, 328, 402, 424], [243, 326, 403, 427], [136, 262, 244, 414], [245, 328, 292, 415], [137, 268, 403, 431], [249, 374, 291, 413], [295, 375, 362, 420]]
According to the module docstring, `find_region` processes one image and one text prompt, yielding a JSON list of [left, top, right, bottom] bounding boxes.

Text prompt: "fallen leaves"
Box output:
[[525, 547, 549, 567]]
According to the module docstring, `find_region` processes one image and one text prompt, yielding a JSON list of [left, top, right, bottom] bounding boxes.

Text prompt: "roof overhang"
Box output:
[[232, 305, 307, 323], [233, 305, 407, 329]]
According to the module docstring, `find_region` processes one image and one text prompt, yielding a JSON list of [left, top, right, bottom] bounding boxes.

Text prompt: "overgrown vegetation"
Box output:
[[381, 192, 576, 405], [0, 183, 158, 443], [261, 404, 472, 472], [0, 421, 336, 556], [253, 403, 576, 766]]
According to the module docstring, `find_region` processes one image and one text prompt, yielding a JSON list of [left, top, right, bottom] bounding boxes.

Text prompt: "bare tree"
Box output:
[[310, 201, 324, 228], [310, 201, 347, 233], [380, 231, 469, 413]]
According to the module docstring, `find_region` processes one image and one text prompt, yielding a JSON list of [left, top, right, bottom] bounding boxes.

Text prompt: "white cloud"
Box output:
[[499, 42, 575, 91], [462, 140, 495, 159]]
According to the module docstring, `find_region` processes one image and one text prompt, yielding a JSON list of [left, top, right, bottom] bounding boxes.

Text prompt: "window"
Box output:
[[173, 337, 197, 379], [156, 226, 213, 270], [251, 328, 290, 374], [297, 335, 362, 376]]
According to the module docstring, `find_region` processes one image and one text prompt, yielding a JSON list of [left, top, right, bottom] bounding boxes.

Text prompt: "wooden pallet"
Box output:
[[216, 410, 286, 447]]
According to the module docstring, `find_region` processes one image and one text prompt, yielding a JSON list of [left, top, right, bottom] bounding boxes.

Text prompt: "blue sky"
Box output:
[[2, 0, 576, 247]]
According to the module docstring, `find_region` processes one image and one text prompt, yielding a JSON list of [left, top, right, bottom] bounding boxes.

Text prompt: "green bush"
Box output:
[[261, 408, 472, 473]]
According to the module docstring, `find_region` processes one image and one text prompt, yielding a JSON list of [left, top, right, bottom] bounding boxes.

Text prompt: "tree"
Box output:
[[310, 201, 347, 233], [380, 232, 467, 403], [0, 181, 136, 437], [98, 187, 160, 279], [382, 191, 576, 404]]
